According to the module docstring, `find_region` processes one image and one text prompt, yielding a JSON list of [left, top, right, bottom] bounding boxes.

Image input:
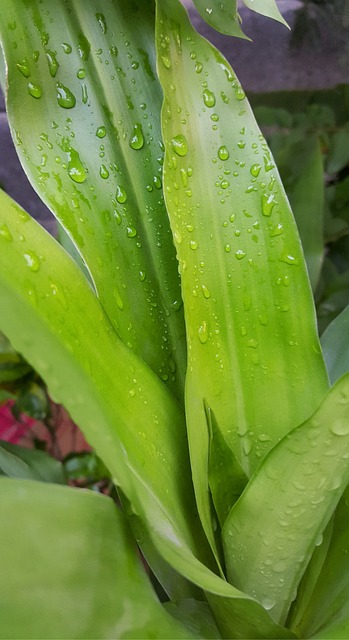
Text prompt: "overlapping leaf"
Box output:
[[0, 0, 186, 401], [321, 304, 349, 383], [223, 373, 349, 625], [0, 478, 194, 639], [156, 0, 328, 557]]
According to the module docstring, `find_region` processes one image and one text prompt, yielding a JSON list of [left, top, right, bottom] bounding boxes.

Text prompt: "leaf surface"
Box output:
[[0, 478, 193, 639], [191, 0, 248, 38], [321, 304, 349, 383], [0, 0, 186, 400], [0, 440, 65, 483], [241, 0, 289, 27], [156, 0, 328, 557], [223, 373, 349, 625]]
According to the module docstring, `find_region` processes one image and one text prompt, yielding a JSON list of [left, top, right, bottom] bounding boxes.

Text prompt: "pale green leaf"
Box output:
[[0, 478, 193, 639], [288, 485, 349, 639], [0, 0, 186, 401], [241, 0, 289, 28], [223, 373, 349, 625], [321, 304, 349, 383], [191, 0, 249, 38], [156, 0, 328, 562], [164, 598, 221, 639]]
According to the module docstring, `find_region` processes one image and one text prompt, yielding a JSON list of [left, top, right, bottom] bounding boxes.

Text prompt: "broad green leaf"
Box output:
[[156, 0, 328, 557], [223, 373, 349, 626], [321, 304, 349, 383], [241, 0, 289, 28], [191, 0, 248, 39], [288, 486, 349, 639], [0, 0, 186, 401], [0, 478, 193, 639], [0, 191, 293, 640], [0, 440, 65, 483]]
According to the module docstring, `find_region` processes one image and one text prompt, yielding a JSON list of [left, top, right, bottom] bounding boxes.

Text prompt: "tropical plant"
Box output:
[[0, 1, 349, 638]]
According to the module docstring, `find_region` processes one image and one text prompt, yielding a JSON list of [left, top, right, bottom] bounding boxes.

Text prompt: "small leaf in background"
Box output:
[[241, 0, 289, 28], [12, 381, 48, 421], [191, 0, 248, 38], [321, 303, 349, 383], [0, 331, 31, 383], [0, 440, 65, 484]]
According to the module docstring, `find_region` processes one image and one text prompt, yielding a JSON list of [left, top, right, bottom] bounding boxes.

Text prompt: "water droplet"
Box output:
[[95, 12, 107, 33], [224, 243, 231, 253], [16, 58, 30, 77], [250, 163, 261, 177], [28, 82, 42, 99], [262, 193, 276, 217], [203, 89, 216, 108], [263, 154, 275, 172], [171, 134, 188, 157], [161, 56, 171, 69], [77, 68, 86, 79], [113, 287, 124, 310], [190, 240, 198, 250], [280, 253, 299, 266], [198, 321, 208, 344], [56, 82, 76, 109], [61, 43, 72, 54], [218, 145, 229, 161], [201, 284, 211, 298], [153, 175, 162, 189], [46, 50, 59, 77], [81, 83, 88, 104], [24, 250, 40, 272], [139, 270, 146, 282], [235, 86, 245, 101], [96, 125, 106, 139], [195, 61, 203, 73], [129, 122, 144, 150], [262, 598, 276, 611], [270, 223, 283, 237], [235, 249, 246, 260], [67, 148, 86, 183], [99, 164, 109, 179], [78, 33, 91, 61], [0, 224, 13, 242], [127, 226, 137, 238], [331, 419, 349, 436], [116, 185, 127, 204]]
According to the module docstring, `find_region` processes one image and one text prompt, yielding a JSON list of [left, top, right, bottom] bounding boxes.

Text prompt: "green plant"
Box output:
[[0, 1, 349, 638]]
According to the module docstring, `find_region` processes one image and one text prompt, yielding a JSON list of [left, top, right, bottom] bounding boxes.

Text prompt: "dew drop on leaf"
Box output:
[[115, 185, 127, 204], [127, 226, 137, 238], [61, 42, 72, 54], [0, 224, 13, 242], [56, 82, 76, 108], [203, 89, 216, 108], [16, 58, 30, 77], [95, 12, 107, 34], [218, 145, 229, 161], [198, 321, 209, 344], [129, 122, 144, 150], [67, 149, 86, 183], [28, 82, 42, 99], [171, 134, 188, 157], [250, 163, 261, 177], [46, 50, 59, 77], [261, 193, 276, 217], [24, 250, 40, 272], [235, 249, 246, 260]]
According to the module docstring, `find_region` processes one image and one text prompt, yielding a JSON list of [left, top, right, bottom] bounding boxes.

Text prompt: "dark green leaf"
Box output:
[[321, 303, 349, 383], [0, 440, 65, 483]]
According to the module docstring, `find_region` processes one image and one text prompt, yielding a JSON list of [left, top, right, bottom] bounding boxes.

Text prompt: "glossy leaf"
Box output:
[[191, 0, 248, 38], [0, 478, 193, 639], [156, 0, 328, 558], [0, 0, 186, 401], [223, 373, 349, 626], [321, 304, 349, 383], [241, 0, 289, 28], [0, 189, 293, 640], [289, 487, 349, 639], [0, 440, 65, 483]]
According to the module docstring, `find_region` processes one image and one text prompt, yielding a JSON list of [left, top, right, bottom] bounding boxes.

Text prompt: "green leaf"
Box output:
[[156, 0, 328, 559], [0, 0, 186, 401], [327, 129, 349, 175], [13, 381, 48, 420], [191, 0, 249, 39], [321, 304, 349, 383], [0, 440, 65, 483], [164, 598, 221, 639], [0, 331, 31, 382], [0, 190, 293, 640], [223, 373, 349, 626], [289, 486, 349, 639], [241, 0, 289, 28], [0, 478, 193, 639]]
